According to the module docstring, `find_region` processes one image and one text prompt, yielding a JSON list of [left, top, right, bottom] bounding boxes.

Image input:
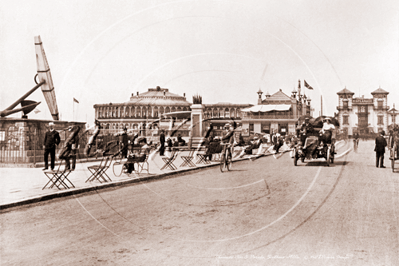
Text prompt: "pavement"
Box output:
[[0, 145, 288, 211]]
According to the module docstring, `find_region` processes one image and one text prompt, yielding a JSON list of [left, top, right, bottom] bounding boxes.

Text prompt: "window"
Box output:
[[393, 116, 396, 123], [378, 100, 383, 109], [360, 106, 366, 113], [343, 101, 348, 109], [343, 116, 349, 125], [249, 123, 254, 133], [378, 116, 384, 125]]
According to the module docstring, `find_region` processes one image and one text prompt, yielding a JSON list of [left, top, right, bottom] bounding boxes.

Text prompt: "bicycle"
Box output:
[[220, 143, 232, 172], [353, 138, 359, 152]]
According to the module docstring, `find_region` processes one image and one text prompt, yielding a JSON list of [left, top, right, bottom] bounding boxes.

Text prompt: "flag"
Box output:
[[73, 97, 79, 104], [304, 80, 314, 90]]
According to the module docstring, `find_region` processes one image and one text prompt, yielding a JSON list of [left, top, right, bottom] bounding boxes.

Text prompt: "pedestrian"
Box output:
[[159, 129, 165, 156], [120, 127, 129, 158], [375, 130, 387, 168], [66, 125, 80, 170], [43, 122, 60, 170]]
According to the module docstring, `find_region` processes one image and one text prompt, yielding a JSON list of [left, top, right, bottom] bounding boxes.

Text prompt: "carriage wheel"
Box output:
[[330, 145, 335, 164], [293, 149, 298, 166], [326, 147, 331, 167]]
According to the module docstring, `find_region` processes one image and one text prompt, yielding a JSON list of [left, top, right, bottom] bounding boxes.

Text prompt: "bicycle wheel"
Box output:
[[220, 154, 226, 172], [226, 153, 232, 171]]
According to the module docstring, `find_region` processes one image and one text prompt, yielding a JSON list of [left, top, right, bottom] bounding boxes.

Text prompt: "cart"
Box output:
[[293, 116, 338, 167]]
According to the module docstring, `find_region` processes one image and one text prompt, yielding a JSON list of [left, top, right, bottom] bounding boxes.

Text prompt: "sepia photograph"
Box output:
[[1, 0, 398, 265]]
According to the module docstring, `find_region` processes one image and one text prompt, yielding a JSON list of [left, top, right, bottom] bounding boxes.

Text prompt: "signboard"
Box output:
[[353, 98, 373, 104]]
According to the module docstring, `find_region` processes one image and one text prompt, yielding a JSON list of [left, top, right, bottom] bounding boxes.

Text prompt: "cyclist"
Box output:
[[221, 121, 236, 160], [353, 131, 359, 150]]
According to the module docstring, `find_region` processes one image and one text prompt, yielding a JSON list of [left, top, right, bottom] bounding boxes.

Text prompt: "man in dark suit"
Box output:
[[159, 129, 165, 156], [43, 122, 60, 170], [375, 130, 387, 168]]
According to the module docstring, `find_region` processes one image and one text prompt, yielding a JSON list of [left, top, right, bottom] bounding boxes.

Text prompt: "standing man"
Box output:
[[120, 127, 129, 158], [375, 130, 387, 168], [65, 125, 80, 170], [43, 122, 60, 170], [159, 129, 165, 156]]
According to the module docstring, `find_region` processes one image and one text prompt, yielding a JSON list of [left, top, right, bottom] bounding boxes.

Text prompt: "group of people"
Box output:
[[43, 122, 79, 171], [41, 113, 392, 174]]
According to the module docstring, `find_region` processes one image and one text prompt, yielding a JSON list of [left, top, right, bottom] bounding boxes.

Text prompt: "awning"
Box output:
[[241, 104, 291, 112]]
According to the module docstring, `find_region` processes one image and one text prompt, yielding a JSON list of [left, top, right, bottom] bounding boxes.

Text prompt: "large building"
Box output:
[[93, 86, 252, 138], [241, 84, 312, 136], [336, 87, 398, 136]]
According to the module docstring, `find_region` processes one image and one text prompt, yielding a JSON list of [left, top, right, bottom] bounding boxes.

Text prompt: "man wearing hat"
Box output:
[[375, 130, 387, 168], [43, 122, 60, 170], [300, 118, 313, 145]]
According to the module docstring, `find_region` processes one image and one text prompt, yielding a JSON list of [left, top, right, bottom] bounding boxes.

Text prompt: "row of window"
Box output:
[[341, 116, 392, 125], [96, 106, 244, 119], [342, 102, 385, 110]]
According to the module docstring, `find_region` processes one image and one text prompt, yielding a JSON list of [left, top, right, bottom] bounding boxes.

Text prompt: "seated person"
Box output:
[[177, 134, 186, 146], [244, 136, 262, 155], [300, 118, 314, 145], [319, 117, 335, 144], [124, 137, 149, 174]]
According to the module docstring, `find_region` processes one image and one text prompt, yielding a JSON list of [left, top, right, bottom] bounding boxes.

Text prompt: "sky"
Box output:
[[1, 0, 398, 125]]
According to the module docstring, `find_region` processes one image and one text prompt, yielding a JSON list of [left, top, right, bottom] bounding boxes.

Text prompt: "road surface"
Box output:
[[1, 140, 398, 265]]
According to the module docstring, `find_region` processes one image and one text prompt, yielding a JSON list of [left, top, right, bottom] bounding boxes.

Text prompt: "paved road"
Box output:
[[1, 140, 398, 265]]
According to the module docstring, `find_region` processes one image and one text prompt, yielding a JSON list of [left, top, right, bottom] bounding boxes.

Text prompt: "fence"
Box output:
[[0, 124, 88, 165], [0, 123, 192, 165]]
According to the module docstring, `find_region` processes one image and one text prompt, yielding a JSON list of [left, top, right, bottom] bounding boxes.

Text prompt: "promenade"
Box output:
[[0, 145, 281, 210]]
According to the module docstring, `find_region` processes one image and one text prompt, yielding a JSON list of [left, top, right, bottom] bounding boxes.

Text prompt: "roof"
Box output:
[[371, 87, 389, 95], [261, 89, 293, 103], [337, 88, 354, 95], [204, 102, 253, 108], [128, 86, 191, 106], [241, 104, 291, 112]]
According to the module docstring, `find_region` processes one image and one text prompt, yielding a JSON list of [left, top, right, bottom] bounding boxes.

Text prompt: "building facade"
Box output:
[[93, 86, 252, 138], [336, 87, 393, 136], [240, 85, 312, 136]]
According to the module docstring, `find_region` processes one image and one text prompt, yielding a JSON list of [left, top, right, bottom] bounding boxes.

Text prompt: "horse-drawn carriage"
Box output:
[[293, 116, 339, 166]]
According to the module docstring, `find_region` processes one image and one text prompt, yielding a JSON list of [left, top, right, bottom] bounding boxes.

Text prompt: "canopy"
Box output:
[[241, 104, 291, 112]]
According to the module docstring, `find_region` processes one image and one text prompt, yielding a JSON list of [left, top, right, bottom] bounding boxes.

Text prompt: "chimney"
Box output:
[[137, 92, 139, 96], [183, 93, 186, 97]]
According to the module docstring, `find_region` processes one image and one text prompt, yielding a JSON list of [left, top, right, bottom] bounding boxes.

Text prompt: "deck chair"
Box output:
[[43, 162, 74, 190], [195, 146, 211, 164], [86, 155, 113, 183], [135, 154, 149, 174], [180, 148, 196, 167], [160, 150, 179, 170]]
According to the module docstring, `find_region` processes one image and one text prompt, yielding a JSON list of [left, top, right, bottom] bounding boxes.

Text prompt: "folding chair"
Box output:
[[86, 155, 113, 183], [43, 162, 74, 190], [180, 148, 196, 167], [135, 154, 149, 174], [160, 150, 178, 170], [196, 146, 211, 165]]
